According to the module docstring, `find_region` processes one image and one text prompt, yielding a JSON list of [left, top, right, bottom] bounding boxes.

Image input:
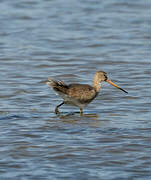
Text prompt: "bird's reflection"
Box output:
[[53, 111, 102, 127]]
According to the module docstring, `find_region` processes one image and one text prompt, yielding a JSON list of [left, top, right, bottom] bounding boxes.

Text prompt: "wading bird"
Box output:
[[47, 71, 128, 114]]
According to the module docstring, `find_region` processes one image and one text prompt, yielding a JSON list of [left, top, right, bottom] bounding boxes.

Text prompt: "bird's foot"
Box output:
[[55, 107, 59, 114], [80, 108, 83, 116]]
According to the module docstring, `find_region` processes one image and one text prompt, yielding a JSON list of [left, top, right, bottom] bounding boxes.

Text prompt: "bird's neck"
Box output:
[[92, 78, 101, 92]]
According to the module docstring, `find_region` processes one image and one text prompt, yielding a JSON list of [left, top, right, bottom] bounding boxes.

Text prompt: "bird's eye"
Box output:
[[104, 75, 108, 81]]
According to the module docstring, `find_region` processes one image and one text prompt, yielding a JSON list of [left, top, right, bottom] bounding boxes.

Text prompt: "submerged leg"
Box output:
[[55, 102, 64, 114], [80, 108, 83, 115]]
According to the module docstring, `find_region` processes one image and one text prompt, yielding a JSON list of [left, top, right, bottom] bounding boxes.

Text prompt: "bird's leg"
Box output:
[[80, 108, 83, 115], [55, 102, 64, 114]]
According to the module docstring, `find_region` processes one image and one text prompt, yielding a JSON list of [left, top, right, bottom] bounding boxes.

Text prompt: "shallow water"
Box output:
[[1, 0, 151, 179]]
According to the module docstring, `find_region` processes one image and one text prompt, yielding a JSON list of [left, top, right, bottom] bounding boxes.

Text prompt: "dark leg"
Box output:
[[55, 102, 64, 114], [80, 108, 83, 115]]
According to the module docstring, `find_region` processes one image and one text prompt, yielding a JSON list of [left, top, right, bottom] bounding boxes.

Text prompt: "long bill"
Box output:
[[106, 79, 128, 94]]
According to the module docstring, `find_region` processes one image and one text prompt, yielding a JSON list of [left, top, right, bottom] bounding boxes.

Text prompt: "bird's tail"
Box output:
[[46, 77, 69, 94]]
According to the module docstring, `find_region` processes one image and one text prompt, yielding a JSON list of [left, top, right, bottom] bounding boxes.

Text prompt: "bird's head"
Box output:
[[95, 70, 128, 93]]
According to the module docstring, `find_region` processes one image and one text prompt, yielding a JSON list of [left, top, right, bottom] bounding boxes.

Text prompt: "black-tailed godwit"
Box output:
[[47, 71, 128, 114]]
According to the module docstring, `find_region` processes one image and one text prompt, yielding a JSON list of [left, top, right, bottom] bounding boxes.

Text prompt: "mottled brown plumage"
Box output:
[[47, 71, 128, 114]]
